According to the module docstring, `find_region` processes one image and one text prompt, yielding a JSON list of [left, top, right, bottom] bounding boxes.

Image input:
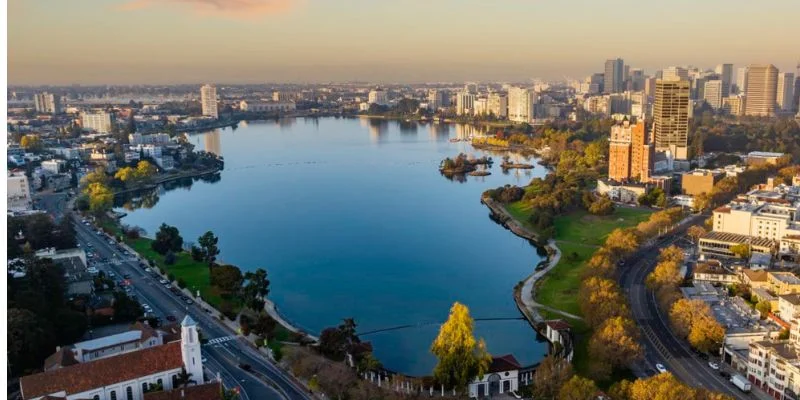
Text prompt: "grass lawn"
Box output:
[[504, 200, 536, 230], [535, 242, 597, 317], [553, 208, 653, 246], [126, 236, 227, 309]]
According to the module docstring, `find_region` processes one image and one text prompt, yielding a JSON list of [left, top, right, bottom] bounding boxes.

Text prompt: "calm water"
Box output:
[[118, 117, 548, 375]]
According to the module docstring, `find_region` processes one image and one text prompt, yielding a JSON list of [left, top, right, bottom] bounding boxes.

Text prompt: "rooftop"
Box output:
[[488, 354, 521, 373], [700, 231, 775, 248], [73, 330, 144, 352], [20, 341, 182, 399], [780, 294, 800, 306], [748, 151, 785, 158], [770, 271, 800, 285]]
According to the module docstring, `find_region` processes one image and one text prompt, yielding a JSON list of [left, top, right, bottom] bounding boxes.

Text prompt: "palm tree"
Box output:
[[174, 367, 196, 389]]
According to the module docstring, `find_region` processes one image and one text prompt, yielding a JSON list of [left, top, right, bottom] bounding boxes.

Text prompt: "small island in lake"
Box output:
[[439, 153, 493, 175], [500, 155, 535, 170]]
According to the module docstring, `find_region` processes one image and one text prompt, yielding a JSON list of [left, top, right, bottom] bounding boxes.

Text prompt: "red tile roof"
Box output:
[[21, 341, 183, 400], [44, 347, 79, 371], [545, 320, 572, 331], [144, 382, 222, 400], [488, 354, 521, 373]]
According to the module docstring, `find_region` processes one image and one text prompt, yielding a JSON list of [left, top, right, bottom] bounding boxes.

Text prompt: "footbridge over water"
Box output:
[[356, 317, 526, 337]]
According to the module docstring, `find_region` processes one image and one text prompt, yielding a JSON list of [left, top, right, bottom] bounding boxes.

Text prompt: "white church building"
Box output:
[[21, 316, 205, 400], [468, 354, 521, 398]]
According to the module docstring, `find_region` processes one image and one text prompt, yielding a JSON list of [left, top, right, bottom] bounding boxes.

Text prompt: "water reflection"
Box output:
[[203, 130, 222, 156], [428, 123, 450, 141], [115, 173, 222, 212]]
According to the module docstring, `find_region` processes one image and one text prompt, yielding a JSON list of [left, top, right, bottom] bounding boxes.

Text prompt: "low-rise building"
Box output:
[[682, 169, 725, 196], [770, 272, 800, 295], [779, 295, 800, 323], [468, 355, 520, 398], [693, 260, 738, 284], [742, 269, 771, 289], [8, 171, 33, 211], [20, 316, 204, 400], [752, 287, 780, 310], [698, 231, 775, 258], [747, 151, 787, 167], [42, 159, 67, 174], [239, 100, 296, 113], [595, 179, 648, 204]]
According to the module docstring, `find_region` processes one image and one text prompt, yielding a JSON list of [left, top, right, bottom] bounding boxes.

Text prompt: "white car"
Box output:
[[142, 304, 152, 311], [708, 362, 720, 370], [160, 279, 169, 284], [656, 363, 668, 374], [145, 268, 152, 272]]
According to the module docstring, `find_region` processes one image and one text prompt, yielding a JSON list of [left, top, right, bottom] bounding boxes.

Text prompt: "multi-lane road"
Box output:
[[71, 216, 312, 400], [619, 215, 757, 400]]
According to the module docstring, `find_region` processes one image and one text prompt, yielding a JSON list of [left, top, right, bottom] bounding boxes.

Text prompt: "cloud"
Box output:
[[118, 0, 299, 19]]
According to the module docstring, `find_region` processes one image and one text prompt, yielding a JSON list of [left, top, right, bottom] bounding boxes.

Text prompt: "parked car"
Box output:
[[238, 363, 252, 371], [123, 274, 131, 279], [708, 362, 719, 370], [166, 315, 177, 322], [159, 279, 169, 284], [184, 298, 194, 305], [656, 363, 668, 374]]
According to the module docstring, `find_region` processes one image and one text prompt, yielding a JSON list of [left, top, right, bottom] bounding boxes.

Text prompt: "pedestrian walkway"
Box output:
[[519, 240, 583, 322], [206, 335, 236, 345]]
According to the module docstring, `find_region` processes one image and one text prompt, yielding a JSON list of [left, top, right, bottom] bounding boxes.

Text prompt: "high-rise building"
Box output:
[[487, 92, 508, 118], [80, 111, 115, 133], [628, 68, 645, 91], [608, 120, 651, 182], [777, 72, 796, 112], [723, 96, 745, 116], [34, 92, 62, 114], [368, 88, 389, 106], [736, 66, 749, 94], [715, 63, 733, 97], [662, 66, 689, 82], [507, 87, 536, 123], [464, 83, 478, 95], [200, 84, 219, 119], [427, 89, 448, 110], [703, 80, 724, 109], [744, 64, 779, 117], [653, 79, 690, 160], [604, 58, 624, 94], [455, 92, 476, 115], [272, 91, 298, 102]]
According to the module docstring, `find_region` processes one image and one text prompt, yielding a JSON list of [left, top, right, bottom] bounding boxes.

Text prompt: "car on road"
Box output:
[[201, 357, 207, 363], [655, 363, 668, 374], [184, 298, 194, 305], [145, 268, 152, 273], [720, 371, 731, 379], [238, 363, 252, 371], [123, 274, 131, 279], [159, 279, 169, 284], [108, 272, 116, 278], [708, 362, 719, 370], [166, 315, 177, 322], [142, 304, 152, 311]]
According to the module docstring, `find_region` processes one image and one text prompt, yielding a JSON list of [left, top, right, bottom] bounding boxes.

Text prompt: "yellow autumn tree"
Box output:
[[669, 299, 725, 353], [430, 302, 491, 392], [84, 182, 113, 214], [558, 375, 598, 400], [588, 316, 643, 370], [579, 277, 629, 328], [114, 167, 137, 182], [135, 160, 157, 179]]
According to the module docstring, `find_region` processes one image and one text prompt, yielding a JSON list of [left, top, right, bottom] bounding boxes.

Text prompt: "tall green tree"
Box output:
[[198, 231, 220, 270], [430, 302, 491, 392], [152, 223, 183, 255], [243, 268, 270, 311]]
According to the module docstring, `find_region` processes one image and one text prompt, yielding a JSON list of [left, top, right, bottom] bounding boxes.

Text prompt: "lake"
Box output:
[[118, 117, 549, 376]]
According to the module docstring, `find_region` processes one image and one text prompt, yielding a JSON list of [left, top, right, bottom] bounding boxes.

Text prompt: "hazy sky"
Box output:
[[8, 0, 800, 84]]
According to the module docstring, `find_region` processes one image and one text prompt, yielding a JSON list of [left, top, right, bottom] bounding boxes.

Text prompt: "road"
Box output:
[[618, 215, 756, 399], [72, 216, 313, 400], [34, 192, 70, 221]]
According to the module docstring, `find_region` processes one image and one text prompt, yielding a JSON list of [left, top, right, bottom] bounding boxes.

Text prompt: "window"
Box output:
[[126, 386, 133, 400], [157, 378, 163, 387], [110, 391, 117, 400], [93, 396, 100, 400], [142, 382, 148, 392]]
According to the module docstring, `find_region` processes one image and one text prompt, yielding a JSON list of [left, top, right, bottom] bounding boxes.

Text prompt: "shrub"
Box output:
[[167, 272, 175, 282], [177, 278, 187, 289], [269, 341, 283, 362], [164, 250, 176, 265]]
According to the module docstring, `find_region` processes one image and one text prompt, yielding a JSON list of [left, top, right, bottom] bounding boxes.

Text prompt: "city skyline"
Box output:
[[8, 0, 800, 85]]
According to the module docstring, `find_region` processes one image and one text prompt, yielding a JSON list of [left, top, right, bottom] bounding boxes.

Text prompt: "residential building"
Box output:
[[745, 64, 779, 117], [42, 159, 67, 174], [368, 88, 388, 106], [81, 111, 115, 134], [712, 200, 799, 241], [653, 79, 690, 160], [778, 294, 800, 322], [455, 91, 476, 116], [778, 73, 796, 112], [716, 63, 734, 97], [692, 260, 738, 284], [681, 169, 724, 196], [487, 92, 508, 118], [128, 133, 171, 146], [736, 66, 748, 94], [468, 355, 520, 398], [596, 179, 648, 203], [507, 87, 536, 123], [239, 100, 296, 113], [723, 95, 746, 116], [34, 92, 62, 114], [662, 66, 689, 82], [427, 89, 449, 110], [704, 80, 724, 109], [604, 58, 624, 94], [19, 316, 204, 400], [272, 91, 298, 102], [200, 84, 218, 119], [769, 272, 800, 295], [8, 171, 32, 211], [608, 120, 651, 182], [472, 97, 489, 116]]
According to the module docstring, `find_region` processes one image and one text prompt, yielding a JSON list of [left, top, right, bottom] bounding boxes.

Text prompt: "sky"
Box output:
[[7, 0, 800, 85]]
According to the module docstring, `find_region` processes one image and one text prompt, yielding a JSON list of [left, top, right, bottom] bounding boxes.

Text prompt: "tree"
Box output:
[[559, 375, 599, 400], [430, 302, 491, 392], [114, 167, 137, 183], [164, 250, 176, 265], [532, 354, 573, 400], [694, 193, 712, 212], [628, 372, 698, 400], [135, 160, 157, 179], [242, 268, 270, 311], [84, 182, 114, 214], [579, 277, 630, 328], [198, 231, 220, 269], [210, 265, 243, 294], [687, 225, 707, 243], [669, 299, 725, 353], [152, 223, 183, 255], [8, 308, 54, 375], [729, 243, 751, 259], [356, 352, 382, 373], [173, 366, 196, 388], [756, 300, 772, 319], [604, 228, 640, 258], [80, 167, 109, 187], [20, 134, 43, 151], [588, 195, 615, 216], [112, 292, 144, 321], [588, 317, 643, 374]]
